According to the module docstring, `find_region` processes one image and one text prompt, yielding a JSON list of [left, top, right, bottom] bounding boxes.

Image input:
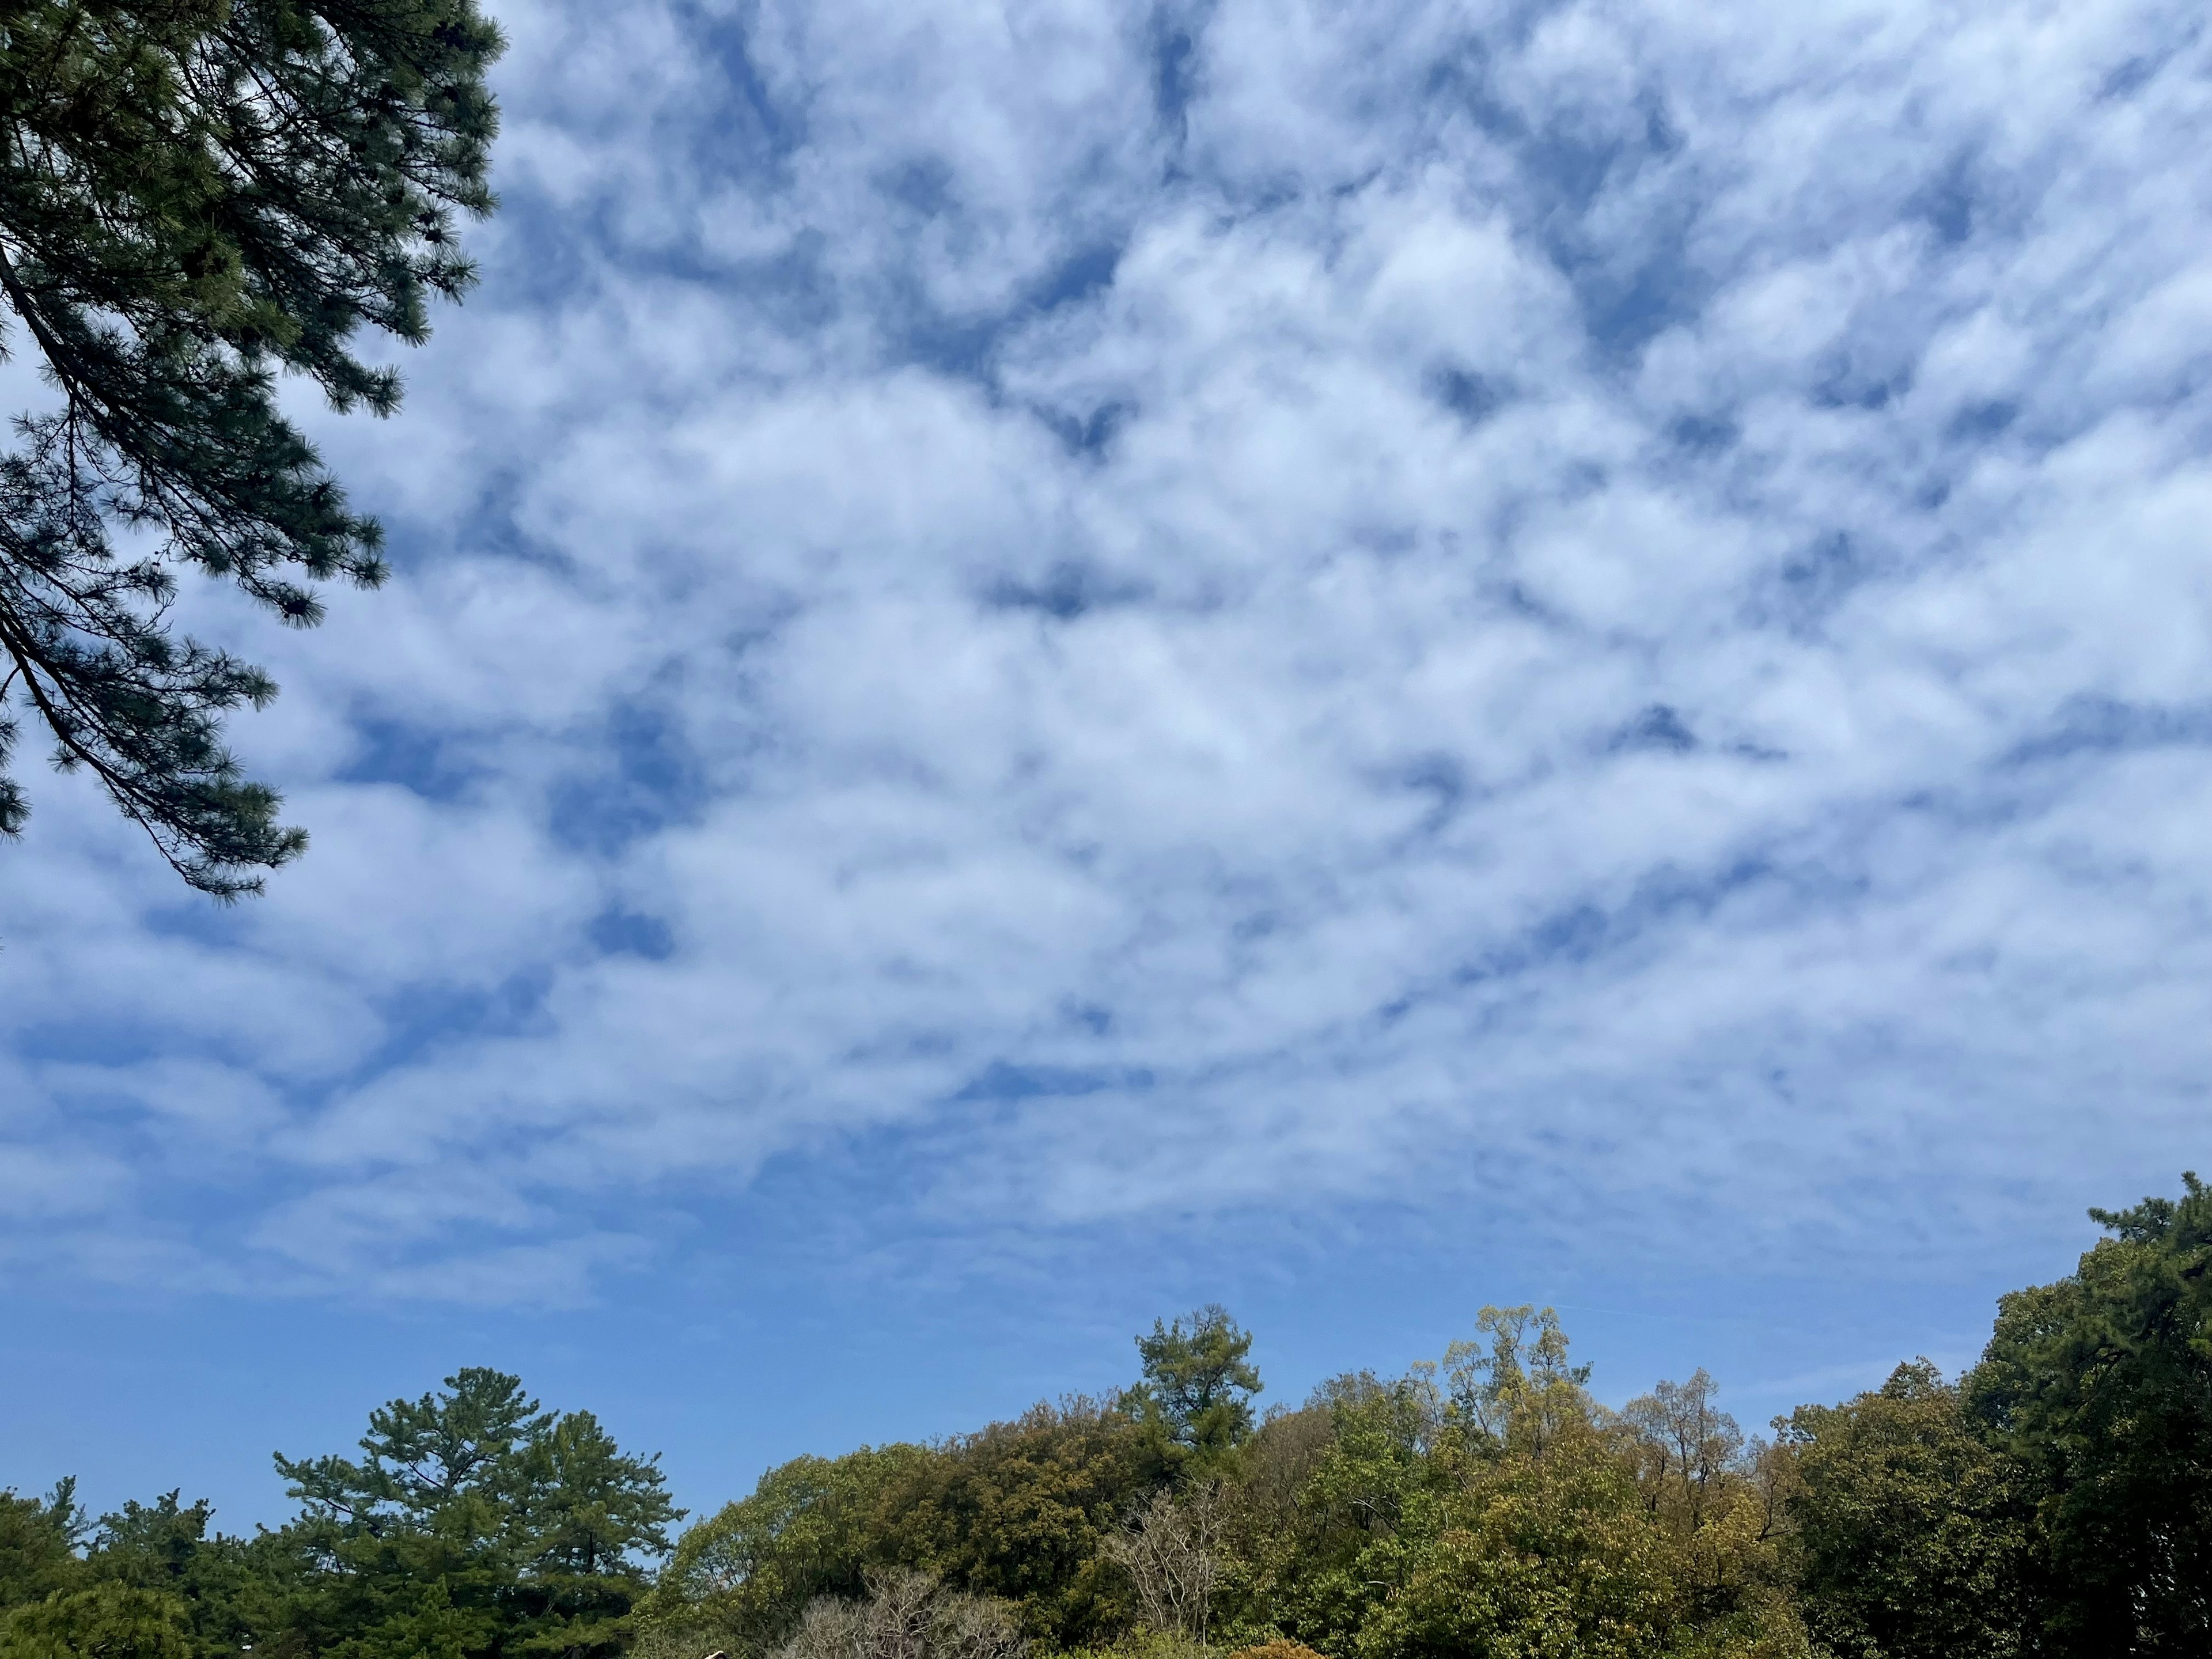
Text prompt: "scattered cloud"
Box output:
[[3, 0, 2209, 1302]]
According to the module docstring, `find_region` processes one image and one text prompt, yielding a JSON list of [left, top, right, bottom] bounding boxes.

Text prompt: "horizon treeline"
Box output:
[[4, 1179, 2207, 1659]]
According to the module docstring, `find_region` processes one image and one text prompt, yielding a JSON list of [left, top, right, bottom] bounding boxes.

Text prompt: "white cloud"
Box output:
[[3, 0, 2209, 1297]]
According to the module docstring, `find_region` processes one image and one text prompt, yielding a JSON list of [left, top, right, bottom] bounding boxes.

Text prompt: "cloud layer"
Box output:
[[5, 0, 2210, 1304]]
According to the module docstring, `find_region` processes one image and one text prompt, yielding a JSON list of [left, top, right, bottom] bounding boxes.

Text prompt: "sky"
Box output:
[[4, 0, 2211, 1534]]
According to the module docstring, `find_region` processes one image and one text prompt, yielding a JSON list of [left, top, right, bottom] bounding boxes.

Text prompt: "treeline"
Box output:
[[5, 1178, 2208, 1659]]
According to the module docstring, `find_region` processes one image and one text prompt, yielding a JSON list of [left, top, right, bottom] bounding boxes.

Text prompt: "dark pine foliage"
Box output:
[[0, 0, 501, 895]]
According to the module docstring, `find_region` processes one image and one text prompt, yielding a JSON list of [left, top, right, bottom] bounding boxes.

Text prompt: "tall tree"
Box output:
[[880, 1401, 1152, 1647], [1220, 1372, 1440, 1654], [1783, 1360, 2036, 1659], [1438, 1305, 1589, 1457], [649, 1446, 936, 1659], [1619, 1370, 1794, 1631], [273, 1369, 681, 1659], [0, 1484, 86, 1610], [81, 1493, 266, 1659], [1968, 1173, 2212, 1656], [649, 1401, 1163, 1657], [1126, 1307, 1263, 1477], [0, 0, 502, 895]]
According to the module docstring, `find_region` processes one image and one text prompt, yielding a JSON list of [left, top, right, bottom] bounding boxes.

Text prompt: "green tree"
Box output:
[[1347, 1313, 1679, 1659], [1438, 1305, 1589, 1460], [272, 1369, 680, 1659], [0, 0, 502, 895], [277, 1366, 547, 1518], [506, 1412, 688, 1658], [885, 1402, 1153, 1647], [1783, 1361, 2035, 1659], [1126, 1308, 1263, 1479], [0, 1484, 86, 1610], [649, 1446, 934, 1659], [1968, 1173, 2212, 1656], [0, 1585, 192, 1659], [653, 1403, 1158, 1657], [1220, 1373, 1440, 1654], [1218, 1317, 1806, 1659], [81, 1493, 266, 1658], [1349, 1438, 1682, 1659], [1619, 1371, 1799, 1639]]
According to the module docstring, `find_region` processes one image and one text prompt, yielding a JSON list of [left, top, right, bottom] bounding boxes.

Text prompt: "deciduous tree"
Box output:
[[1783, 1361, 2035, 1659]]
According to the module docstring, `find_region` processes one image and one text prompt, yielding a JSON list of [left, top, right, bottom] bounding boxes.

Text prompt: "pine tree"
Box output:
[[1125, 1305, 1263, 1478], [272, 1369, 683, 1659], [0, 0, 502, 895]]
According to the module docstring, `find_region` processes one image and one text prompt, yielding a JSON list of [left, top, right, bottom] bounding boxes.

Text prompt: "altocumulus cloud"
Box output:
[[3, 0, 2209, 1303]]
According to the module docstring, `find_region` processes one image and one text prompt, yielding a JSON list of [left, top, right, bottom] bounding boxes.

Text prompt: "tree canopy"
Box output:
[[1968, 1172, 2212, 1654], [1123, 1306, 1263, 1479], [0, 0, 502, 895], [272, 1369, 681, 1659]]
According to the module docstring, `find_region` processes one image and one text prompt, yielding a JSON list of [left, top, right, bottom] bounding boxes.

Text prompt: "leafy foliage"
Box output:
[[1206, 1311, 1804, 1659], [652, 1446, 938, 1659], [883, 1404, 1152, 1647], [1968, 1172, 2212, 1655], [654, 1404, 1153, 1656], [0, 0, 502, 893], [1783, 1362, 2035, 1659]]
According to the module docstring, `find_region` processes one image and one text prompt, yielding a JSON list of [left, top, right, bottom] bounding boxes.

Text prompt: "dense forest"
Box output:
[[5, 1177, 2207, 1659]]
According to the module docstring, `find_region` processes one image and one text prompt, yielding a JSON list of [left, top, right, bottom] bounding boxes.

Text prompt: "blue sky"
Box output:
[[4, 0, 2210, 1532]]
